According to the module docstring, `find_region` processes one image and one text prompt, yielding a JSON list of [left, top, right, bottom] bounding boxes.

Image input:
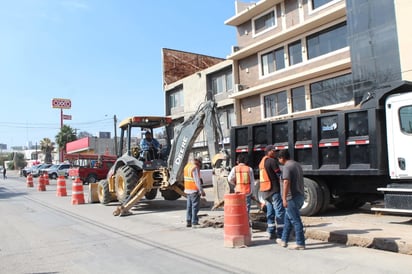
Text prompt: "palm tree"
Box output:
[[55, 125, 77, 158], [40, 138, 55, 164]]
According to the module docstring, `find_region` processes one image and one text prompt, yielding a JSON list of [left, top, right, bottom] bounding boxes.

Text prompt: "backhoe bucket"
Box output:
[[212, 152, 231, 210]]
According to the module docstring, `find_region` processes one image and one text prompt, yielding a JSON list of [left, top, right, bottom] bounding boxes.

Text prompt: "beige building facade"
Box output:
[[225, 0, 412, 125]]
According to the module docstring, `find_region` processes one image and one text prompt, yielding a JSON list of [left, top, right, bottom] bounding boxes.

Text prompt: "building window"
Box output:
[[261, 47, 285, 76], [310, 74, 353, 108], [254, 9, 276, 35], [288, 40, 302, 66], [170, 88, 183, 109], [264, 91, 288, 118], [312, 0, 335, 10], [291, 86, 306, 112], [307, 22, 347, 60], [211, 69, 233, 95]]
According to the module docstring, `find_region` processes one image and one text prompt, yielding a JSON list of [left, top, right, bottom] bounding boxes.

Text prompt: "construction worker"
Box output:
[[259, 145, 285, 240], [184, 157, 206, 228], [228, 154, 255, 214]]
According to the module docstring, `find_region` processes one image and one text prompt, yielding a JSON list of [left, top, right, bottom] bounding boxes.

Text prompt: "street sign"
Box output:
[[63, 114, 72, 120], [52, 98, 71, 109]]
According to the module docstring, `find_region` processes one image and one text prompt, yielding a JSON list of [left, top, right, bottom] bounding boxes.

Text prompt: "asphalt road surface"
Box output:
[[1, 172, 411, 274]]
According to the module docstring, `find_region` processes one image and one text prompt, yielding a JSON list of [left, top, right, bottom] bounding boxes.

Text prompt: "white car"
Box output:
[[200, 161, 213, 187]]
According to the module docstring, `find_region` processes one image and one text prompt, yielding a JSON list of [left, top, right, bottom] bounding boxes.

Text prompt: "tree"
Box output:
[[55, 125, 77, 157], [6, 152, 26, 170], [40, 138, 55, 164]]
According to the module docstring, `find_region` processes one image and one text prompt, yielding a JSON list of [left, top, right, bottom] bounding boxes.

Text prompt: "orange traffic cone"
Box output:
[[71, 177, 85, 205], [223, 193, 251, 248], [37, 174, 46, 191], [56, 175, 67, 197], [26, 174, 34, 188], [43, 173, 50, 185]]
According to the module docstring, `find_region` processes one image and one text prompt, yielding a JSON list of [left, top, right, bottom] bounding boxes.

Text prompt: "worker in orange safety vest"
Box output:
[[184, 156, 205, 228], [228, 153, 255, 214], [258, 145, 285, 240]]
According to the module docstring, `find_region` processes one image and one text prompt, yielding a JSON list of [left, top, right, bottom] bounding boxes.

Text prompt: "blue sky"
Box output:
[[0, 0, 238, 148]]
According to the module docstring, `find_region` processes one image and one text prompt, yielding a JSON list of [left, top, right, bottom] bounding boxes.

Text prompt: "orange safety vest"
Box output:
[[184, 163, 200, 191], [259, 156, 271, 192], [235, 165, 251, 194]]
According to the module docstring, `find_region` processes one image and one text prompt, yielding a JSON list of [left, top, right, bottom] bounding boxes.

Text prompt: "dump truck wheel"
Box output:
[[97, 179, 111, 205], [115, 165, 139, 203], [300, 177, 323, 216], [145, 188, 157, 200]]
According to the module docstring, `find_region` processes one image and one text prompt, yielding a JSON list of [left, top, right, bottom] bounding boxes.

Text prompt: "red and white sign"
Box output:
[[52, 98, 71, 109], [63, 114, 72, 120]]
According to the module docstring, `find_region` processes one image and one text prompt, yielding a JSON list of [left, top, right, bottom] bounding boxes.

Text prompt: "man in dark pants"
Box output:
[[276, 149, 306, 250], [259, 145, 285, 240], [184, 157, 206, 228]]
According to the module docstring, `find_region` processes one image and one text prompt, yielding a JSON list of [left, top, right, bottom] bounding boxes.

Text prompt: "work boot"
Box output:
[[186, 222, 192, 228]]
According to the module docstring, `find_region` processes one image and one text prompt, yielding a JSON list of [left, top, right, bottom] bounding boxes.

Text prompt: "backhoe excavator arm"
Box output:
[[167, 100, 225, 186]]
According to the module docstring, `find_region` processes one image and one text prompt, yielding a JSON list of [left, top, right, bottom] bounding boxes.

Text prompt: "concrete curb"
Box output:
[[250, 219, 412, 255], [305, 228, 412, 255]]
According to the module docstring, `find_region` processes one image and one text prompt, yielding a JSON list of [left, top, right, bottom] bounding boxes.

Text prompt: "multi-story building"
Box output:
[[163, 49, 235, 161], [225, 0, 412, 125]]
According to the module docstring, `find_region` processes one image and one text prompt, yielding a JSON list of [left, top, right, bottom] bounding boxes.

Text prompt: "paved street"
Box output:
[[1, 171, 411, 274]]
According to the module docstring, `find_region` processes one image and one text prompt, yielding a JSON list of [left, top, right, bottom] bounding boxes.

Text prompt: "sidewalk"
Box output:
[[301, 208, 412, 255], [200, 194, 412, 255]]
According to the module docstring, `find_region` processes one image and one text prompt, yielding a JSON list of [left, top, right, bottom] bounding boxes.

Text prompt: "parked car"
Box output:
[[31, 163, 53, 177], [44, 163, 71, 179], [200, 161, 213, 188]]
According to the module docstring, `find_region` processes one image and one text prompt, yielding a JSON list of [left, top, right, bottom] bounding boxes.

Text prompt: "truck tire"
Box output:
[[300, 177, 323, 216], [85, 174, 98, 185], [145, 188, 157, 200], [97, 180, 111, 205], [115, 165, 139, 203], [317, 179, 330, 214]]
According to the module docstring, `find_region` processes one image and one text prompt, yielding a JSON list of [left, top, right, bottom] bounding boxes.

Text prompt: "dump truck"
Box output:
[[231, 81, 412, 216], [96, 100, 229, 216]]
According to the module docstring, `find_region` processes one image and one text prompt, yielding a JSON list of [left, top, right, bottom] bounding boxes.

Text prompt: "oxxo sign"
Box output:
[[52, 98, 71, 109]]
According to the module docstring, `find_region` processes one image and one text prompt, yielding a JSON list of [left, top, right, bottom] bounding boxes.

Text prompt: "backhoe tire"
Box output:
[[97, 179, 111, 205], [161, 184, 183, 201], [145, 188, 157, 200], [115, 165, 139, 203]]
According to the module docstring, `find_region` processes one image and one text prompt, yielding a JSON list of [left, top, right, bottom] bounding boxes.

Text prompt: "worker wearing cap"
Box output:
[[184, 157, 206, 228], [259, 145, 285, 240], [140, 131, 160, 160]]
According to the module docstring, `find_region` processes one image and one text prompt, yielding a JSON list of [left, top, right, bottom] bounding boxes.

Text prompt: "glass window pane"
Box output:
[[310, 74, 353, 108], [307, 22, 347, 59], [292, 86, 306, 112], [275, 47, 285, 70], [255, 10, 275, 34], [288, 40, 302, 66], [312, 0, 334, 10], [400, 106, 412, 134], [264, 91, 288, 118]]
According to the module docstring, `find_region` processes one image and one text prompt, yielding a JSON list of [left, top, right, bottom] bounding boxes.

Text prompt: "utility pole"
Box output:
[[114, 115, 118, 155]]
